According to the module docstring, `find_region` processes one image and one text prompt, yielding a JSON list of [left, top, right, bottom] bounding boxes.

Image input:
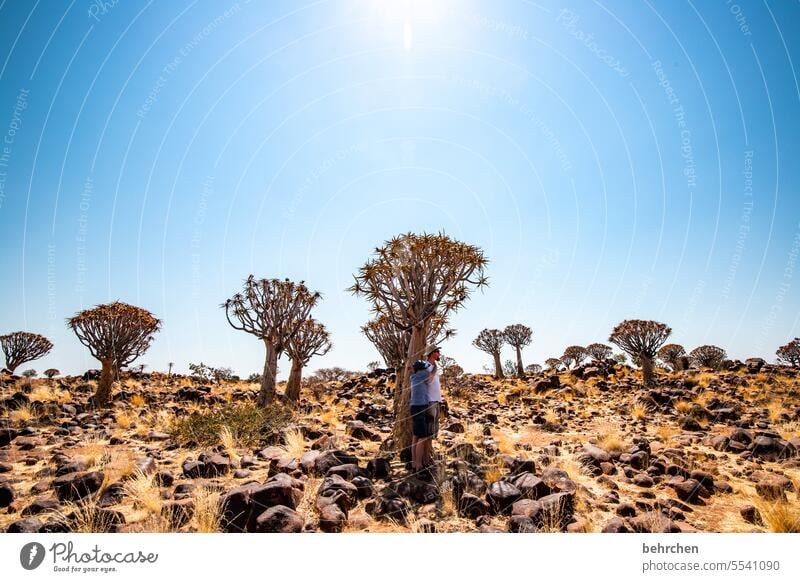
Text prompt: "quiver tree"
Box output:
[[503, 324, 533, 377], [349, 232, 488, 456], [608, 319, 671, 386], [776, 338, 800, 367], [0, 332, 53, 374], [67, 302, 160, 406], [362, 313, 454, 369], [586, 343, 612, 362], [473, 329, 506, 379], [525, 363, 542, 374], [561, 345, 587, 369], [284, 319, 332, 402], [545, 357, 563, 371], [223, 276, 321, 406], [689, 345, 726, 369], [657, 344, 686, 371], [44, 368, 60, 379]]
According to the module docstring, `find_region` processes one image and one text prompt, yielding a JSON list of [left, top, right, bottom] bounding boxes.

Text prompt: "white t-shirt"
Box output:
[[427, 363, 442, 402]]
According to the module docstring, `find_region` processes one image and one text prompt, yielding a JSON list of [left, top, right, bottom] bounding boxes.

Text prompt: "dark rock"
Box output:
[[366, 457, 391, 480], [52, 471, 104, 501], [486, 480, 521, 514], [318, 504, 347, 532], [670, 479, 704, 504], [602, 517, 631, 533], [616, 502, 637, 517], [314, 450, 359, 475], [629, 511, 680, 533], [255, 505, 304, 533], [6, 517, 42, 533], [740, 505, 763, 526], [512, 472, 550, 499], [317, 474, 359, 512], [22, 496, 62, 516], [0, 482, 14, 507], [251, 473, 304, 511], [458, 493, 490, 519]]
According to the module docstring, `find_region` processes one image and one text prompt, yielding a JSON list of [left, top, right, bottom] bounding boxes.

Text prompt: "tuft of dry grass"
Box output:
[[766, 399, 785, 424], [75, 437, 110, 469], [59, 499, 119, 533], [491, 429, 516, 455], [191, 486, 222, 533], [631, 401, 650, 421], [675, 400, 693, 414], [123, 469, 162, 515], [130, 394, 147, 408], [7, 402, 37, 424], [751, 497, 800, 533], [280, 428, 307, 458], [597, 429, 627, 453], [218, 426, 241, 464], [115, 410, 136, 430]]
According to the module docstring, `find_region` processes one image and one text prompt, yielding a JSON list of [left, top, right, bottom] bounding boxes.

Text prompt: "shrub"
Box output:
[[169, 402, 292, 447]]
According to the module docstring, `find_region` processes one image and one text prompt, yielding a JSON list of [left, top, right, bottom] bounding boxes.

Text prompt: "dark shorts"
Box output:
[[426, 402, 440, 437], [411, 405, 431, 438]]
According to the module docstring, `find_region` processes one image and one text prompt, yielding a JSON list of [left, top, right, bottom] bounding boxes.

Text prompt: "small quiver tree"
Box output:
[[608, 319, 671, 387], [657, 344, 686, 371], [545, 357, 563, 371], [561, 345, 587, 369], [473, 329, 506, 379], [525, 363, 542, 375], [776, 338, 800, 367], [223, 276, 321, 406], [284, 319, 332, 402], [586, 343, 612, 362], [689, 345, 726, 370], [349, 232, 488, 457], [0, 332, 53, 374], [67, 302, 160, 406], [503, 324, 533, 377]]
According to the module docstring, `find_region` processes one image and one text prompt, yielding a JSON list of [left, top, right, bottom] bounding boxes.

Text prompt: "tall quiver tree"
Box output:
[[67, 302, 160, 406], [473, 329, 506, 379], [0, 332, 53, 374], [223, 276, 321, 406], [503, 324, 532, 377], [349, 232, 488, 456], [609, 319, 671, 386], [284, 319, 332, 402]]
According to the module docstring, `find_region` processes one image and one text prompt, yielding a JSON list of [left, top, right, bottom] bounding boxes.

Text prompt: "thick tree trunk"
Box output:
[[284, 358, 303, 402], [493, 351, 504, 379], [257, 341, 279, 406], [94, 359, 114, 406], [641, 356, 655, 386], [393, 322, 427, 460], [515, 346, 524, 377]]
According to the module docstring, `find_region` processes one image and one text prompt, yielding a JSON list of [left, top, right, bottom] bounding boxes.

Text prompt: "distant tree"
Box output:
[[284, 319, 332, 402], [561, 345, 587, 369], [21, 369, 37, 378], [612, 353, 628, 365], [657, 344, 686, 371], [441, 358, 464, 382], [223, 276, 321, 406], [247, 372, 263, 384], [689, 345, 726, 369], [213, 367, 235, 383], [545, 357, 563, 371], [349, 232, 488, 456], [525, 363, 542, 375], [367, 361, 381, 373], [44, 368, 60, 379], [503, 324, 533, 377], [473, 329, 506, 379], [311, 367, 355, 383], [67, 302, 160, 406], [189, 362, 215, 383], [608, 319, 671, 386], [167, 362, 174, 377], [502, 359, 517, 377], [0, 331, 53, 374], [586, 343, 612, 362], [776, 338, 800, 367]]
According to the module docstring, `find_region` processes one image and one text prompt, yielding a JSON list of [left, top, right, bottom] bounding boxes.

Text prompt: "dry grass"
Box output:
[[596, 429, 627, 453], [631, 402, 650, 421], [654, 424, 680, 444], [191, 486, 222, 532], [130, 394, 147, 408], [750, 496, 800, 533], [123, 469, 162, 515], [280, 428, 307, 458], [675, 400, 693, 414], [543, 407, 559, 426], [75, 436, 110, 469], [29, 383, 70, 404], [491, 429, 516, 455], [59, 499, 119, 533], [115, 410, 136, 430], [766, 399, 785, 423], [7, 402, 36, 424]]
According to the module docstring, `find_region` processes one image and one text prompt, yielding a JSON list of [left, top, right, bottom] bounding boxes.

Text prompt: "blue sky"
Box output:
[[1, 0, 799, 378]]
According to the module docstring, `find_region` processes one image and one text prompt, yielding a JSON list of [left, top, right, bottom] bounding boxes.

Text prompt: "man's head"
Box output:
[[424, 344, 441, 362]]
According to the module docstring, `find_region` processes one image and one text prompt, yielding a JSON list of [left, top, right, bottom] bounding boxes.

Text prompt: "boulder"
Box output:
[[255, 505, 304, 533], [318, 504, 347, 532], [0, 482, 14, 508], [486, 480, 521, 514], [52, 471, 104, 501]]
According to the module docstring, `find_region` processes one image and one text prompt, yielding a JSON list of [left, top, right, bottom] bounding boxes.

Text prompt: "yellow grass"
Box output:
[[115, 410, 136, 430], [543, 407, 559, 426], [596, 429, 627, 453], [123, 469, 162, 515], [218, 426, 241, 464], [767, 399, 785, 423], [491, 429, 516, 455], [280, 428, 307, 458], [631, 402, 650, 421], [675, 400, 693, 414], [75, 437, 110, 469], [8, 403, 36, 424], [130, 394, 147, 408], [59, 500, 118, 533], [191, 486, 222, 533]]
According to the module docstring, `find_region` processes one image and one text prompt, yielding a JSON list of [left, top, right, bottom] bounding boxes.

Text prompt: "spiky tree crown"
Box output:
[[525, 363, 542, 374], [609, 319, 671, 359], [562, 345, 587, 365], [473, 329, 505, 354], [503, 324, 532, 348], [776, 338, 800, 366], [362, 313, 454, 367], [586, 343, 612, 360], [349, 232, 488, 329], [657, 344, 686, 366], [67, 302, 160, 367], [545, 357, 562, 370], [285, 319, 332, 365], [222, 276, 321, 351], [689, 345, 726, 367], [0, 331, 53, 371]]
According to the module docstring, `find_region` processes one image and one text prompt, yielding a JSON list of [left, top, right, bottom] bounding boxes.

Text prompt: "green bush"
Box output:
[[169, 402, 292, 447]]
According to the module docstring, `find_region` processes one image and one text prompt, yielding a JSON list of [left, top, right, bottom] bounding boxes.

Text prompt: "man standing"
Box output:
[[423, 345, 442, 466]]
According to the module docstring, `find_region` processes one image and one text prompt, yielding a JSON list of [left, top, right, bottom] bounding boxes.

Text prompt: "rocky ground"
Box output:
[[1, 360, 799, 533]]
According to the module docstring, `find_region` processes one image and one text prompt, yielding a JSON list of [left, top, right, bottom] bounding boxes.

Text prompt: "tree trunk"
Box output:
[[641, 356, 655, 386], [393, 322, 427, 460], [493, 351, 504, 379], [515, 346, 524, 377], [284, 358, 303, 402], [94, 359, 114, 406], [257, 341, 279, 406]]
